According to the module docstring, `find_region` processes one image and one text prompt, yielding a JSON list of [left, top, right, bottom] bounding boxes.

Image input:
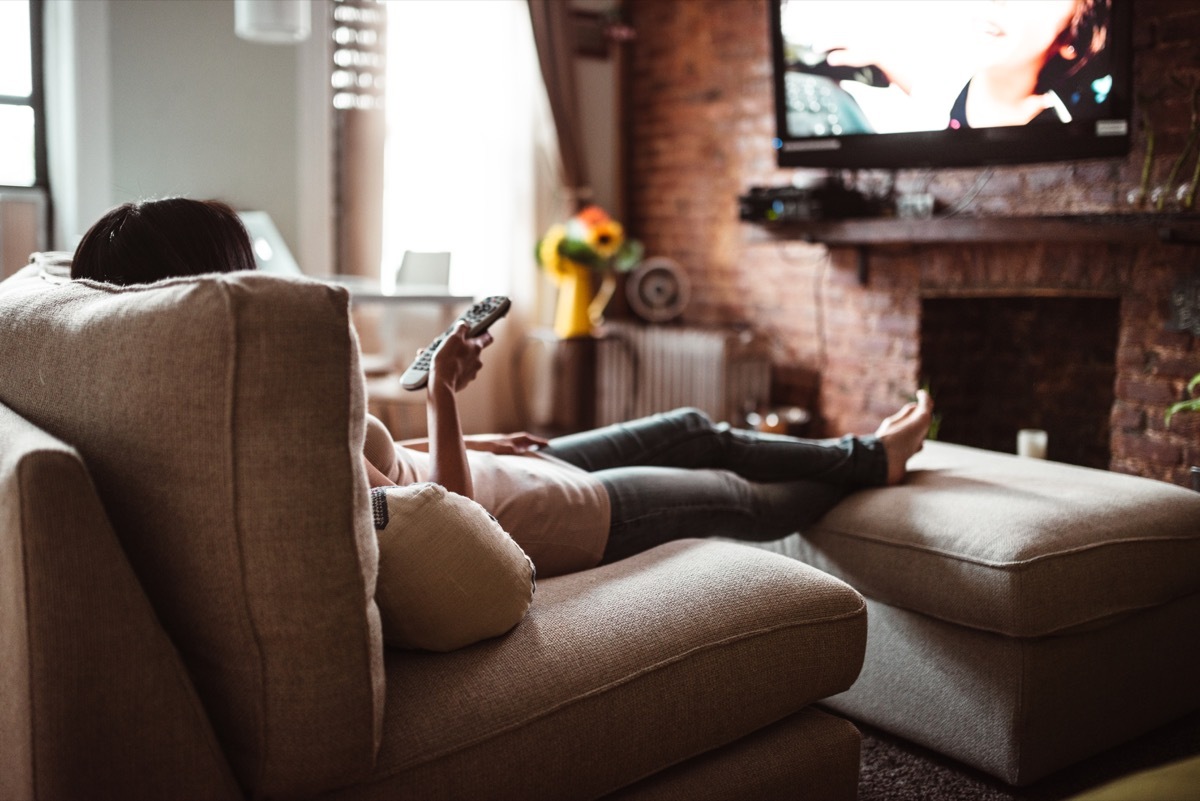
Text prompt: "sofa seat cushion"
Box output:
[[785, 441, 1200, 637], [0, 264, 384, 798], [325, 539, 867, 801]]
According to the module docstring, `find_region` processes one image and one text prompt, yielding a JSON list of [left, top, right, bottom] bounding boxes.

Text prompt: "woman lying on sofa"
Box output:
[[72, 197, 933, 577]]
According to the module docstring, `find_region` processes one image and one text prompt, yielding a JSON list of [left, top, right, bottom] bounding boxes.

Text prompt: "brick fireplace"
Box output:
[[812, 241, 1197, 484], [621, 0, 1200, 487], [920, 294, 1119, 470]]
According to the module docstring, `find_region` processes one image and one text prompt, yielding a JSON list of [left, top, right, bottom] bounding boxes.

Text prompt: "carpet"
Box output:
[[855, 710, 1200, 801]]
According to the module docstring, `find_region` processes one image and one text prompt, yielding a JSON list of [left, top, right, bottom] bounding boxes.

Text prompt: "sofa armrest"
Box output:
[[0, 406, 241, 801]]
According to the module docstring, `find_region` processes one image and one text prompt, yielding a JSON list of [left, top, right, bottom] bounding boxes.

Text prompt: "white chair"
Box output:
[[394, 250, 451, 293]]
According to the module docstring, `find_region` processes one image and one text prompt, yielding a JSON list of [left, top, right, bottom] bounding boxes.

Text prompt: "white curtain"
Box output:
[[382, 0, 565, 432]]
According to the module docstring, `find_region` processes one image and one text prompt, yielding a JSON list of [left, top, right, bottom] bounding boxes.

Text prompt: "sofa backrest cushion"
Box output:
[[0, 264, 384, 799]]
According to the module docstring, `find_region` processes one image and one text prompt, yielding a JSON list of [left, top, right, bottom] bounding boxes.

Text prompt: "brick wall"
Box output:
[[623, 0, 1200, 486]]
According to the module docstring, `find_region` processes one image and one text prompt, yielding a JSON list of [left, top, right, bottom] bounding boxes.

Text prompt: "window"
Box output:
[[331, 0, 387, 278], [332, 0, 385, 113], [0, 0, 46, 188], [381, 0, 558, 298]]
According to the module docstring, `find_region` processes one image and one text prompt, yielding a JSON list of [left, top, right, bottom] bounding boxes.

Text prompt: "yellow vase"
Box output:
[[553, 261, 594, 339], [588, 272, 618, 328]]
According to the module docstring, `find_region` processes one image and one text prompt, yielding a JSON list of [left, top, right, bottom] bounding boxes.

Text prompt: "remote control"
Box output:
[[399, 295, 512, 391]]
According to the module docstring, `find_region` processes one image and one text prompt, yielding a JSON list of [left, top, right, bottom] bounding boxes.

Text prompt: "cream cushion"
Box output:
[[791, 441, 1200, 636], [0, 264, 384, 798], [373, 483, 536, 651]]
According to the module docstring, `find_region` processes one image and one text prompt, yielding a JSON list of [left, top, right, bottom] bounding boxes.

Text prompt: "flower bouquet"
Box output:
[[537, 206, 642, 338]]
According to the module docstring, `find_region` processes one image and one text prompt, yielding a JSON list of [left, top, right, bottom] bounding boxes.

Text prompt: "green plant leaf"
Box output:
[[558, 239, 604, 270], [1165, 397, 1200, 427], [1188, 372, 1200, 396], [614, 241, 644, 272]]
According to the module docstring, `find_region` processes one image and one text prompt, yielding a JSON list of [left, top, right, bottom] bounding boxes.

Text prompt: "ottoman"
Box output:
[[746, 441, 1200, 786]]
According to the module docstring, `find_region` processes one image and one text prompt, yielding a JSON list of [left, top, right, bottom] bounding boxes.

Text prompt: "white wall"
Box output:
[[45, 0, 112, 251], [46, 0, 331, 273]]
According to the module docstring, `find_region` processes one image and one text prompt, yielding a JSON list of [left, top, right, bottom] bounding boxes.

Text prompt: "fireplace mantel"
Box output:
[[746, 213, 1200, 247], [746, 213, 1200, 284]]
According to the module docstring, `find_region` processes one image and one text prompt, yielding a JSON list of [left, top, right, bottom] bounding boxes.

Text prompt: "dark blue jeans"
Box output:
[[540, 407, 888, 564]]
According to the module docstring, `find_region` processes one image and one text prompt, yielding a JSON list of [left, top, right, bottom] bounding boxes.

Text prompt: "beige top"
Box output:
[[390, 447, 610, 578]]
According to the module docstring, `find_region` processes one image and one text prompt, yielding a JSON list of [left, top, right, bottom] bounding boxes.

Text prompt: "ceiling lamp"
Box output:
[[235, 0, 312, 44]]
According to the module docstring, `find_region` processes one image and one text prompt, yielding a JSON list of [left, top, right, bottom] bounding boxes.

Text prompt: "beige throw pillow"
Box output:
[[373, 483, 536, 651]]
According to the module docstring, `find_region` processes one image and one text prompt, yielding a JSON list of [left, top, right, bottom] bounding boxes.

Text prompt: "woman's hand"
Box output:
[[464, 432, 550, 455], [427, 322, 492, 395]]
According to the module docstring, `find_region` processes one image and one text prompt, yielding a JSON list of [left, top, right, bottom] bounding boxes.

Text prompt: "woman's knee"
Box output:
[[664, 407, 716, 432]]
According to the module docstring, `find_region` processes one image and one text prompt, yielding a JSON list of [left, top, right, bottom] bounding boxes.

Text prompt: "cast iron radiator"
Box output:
[[594, 321, 770, 428]]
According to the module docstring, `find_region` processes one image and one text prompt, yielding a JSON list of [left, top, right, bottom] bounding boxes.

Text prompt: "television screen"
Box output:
[[771, 0, 1132, 169]]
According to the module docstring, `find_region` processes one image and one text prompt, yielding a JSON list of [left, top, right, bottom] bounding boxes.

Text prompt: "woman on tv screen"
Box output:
[[779, 0, 1113, 136]]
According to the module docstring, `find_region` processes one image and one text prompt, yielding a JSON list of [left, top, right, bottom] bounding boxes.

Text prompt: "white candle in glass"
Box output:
[[1017, 429, 1048, 459]]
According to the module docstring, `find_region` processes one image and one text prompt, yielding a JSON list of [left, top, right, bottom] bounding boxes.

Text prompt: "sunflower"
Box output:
[[538, 206, 641, 274]]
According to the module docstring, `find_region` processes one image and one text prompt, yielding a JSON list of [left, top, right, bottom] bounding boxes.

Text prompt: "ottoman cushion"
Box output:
[[791, 442, 1200, 637]]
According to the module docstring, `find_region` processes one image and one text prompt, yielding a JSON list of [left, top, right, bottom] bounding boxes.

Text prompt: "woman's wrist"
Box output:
[[426, 374, 456, 405], [424, 372, 472, 498]]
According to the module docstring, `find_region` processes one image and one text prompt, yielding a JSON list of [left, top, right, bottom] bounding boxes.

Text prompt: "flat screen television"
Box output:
[[771, 0, 1132, 169]]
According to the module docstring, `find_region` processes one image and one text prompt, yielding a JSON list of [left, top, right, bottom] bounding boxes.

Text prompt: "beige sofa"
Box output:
[[0, 263, 867, 800]]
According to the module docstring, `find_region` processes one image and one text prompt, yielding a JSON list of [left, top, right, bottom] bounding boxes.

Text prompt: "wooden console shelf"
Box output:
[[744, 213, 1200, 284], [747, 213, 1200, 247]]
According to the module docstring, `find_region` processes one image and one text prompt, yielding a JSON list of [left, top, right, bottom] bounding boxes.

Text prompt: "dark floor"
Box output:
[[855, 710, 1200, 801]]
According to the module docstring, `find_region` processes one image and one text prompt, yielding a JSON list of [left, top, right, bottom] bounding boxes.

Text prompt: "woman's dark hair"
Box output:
[[71, 198, 257, 285], [1037, 0, 1111, 93]]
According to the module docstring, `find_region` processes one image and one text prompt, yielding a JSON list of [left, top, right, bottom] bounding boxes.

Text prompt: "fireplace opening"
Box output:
[[919, 296, 1120, 469]]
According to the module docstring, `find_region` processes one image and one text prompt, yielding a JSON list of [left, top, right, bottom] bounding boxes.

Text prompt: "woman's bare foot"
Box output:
[[875, 390, 934, 485]]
